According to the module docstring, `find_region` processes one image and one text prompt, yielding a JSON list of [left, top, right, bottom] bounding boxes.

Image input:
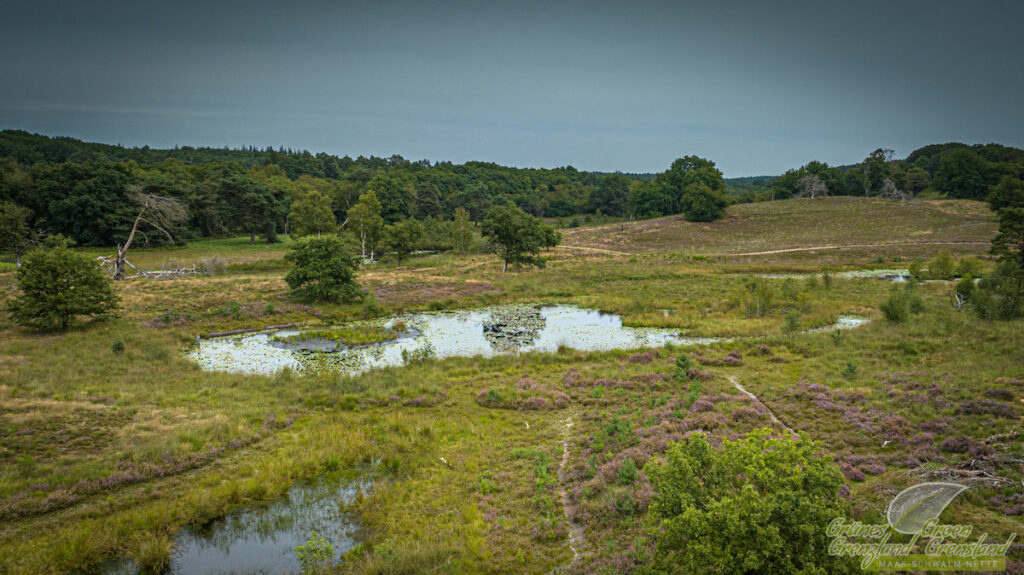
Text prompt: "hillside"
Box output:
[[562, 197, 997, 261]]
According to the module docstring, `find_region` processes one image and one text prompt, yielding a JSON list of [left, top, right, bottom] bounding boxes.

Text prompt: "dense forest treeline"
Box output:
[[1, 129, 1023, 250]]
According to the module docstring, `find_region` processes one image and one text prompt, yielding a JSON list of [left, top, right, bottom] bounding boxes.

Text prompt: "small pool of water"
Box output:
[[758, 269, 910, 282], [101, 475, 370, 575], [190, 305, 714, 376], [189, 304, 871, 376]]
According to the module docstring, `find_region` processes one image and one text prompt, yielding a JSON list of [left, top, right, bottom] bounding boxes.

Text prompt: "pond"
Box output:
[[101, 474, 371, 575], [758, 269, 910, 282], [189, 304, 868, 376]]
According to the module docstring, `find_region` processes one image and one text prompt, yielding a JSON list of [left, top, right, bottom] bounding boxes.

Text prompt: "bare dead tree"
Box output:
[[951, 291, 968, 311], [878, 178, 910, 203], [795, 175, 828, 199], [109, 187, 188, 280]]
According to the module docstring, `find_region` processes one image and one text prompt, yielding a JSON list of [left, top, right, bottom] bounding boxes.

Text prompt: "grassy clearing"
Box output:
[[0, 198, 1020, 574]]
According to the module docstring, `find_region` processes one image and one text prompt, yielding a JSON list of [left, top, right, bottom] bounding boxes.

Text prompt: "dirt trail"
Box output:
[[555, 416, 586, 569], [714, 240, 990, 257], [727, 376, 797, 438], [557, 245, 632, 256]]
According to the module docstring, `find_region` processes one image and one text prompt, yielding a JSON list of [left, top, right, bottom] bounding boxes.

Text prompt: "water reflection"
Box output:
[[190, 305, 698, 376], [189, 304, 869, 377]]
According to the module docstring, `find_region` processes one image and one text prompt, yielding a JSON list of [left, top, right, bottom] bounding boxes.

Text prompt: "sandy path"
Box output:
[[555, 416, 586, 569], [713, 240, 990, 257], [727, 376, 797, 438]]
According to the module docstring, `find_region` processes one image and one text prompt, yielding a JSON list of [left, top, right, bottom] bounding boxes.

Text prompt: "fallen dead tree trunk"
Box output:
[[202, 323, 301, 338], [98, 257, 201, 279]]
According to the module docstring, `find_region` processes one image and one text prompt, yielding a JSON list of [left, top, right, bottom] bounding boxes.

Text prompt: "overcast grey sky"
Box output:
[[1, 0, 1021, 176]]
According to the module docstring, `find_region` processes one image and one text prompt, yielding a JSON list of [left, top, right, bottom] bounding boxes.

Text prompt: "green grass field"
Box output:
[[0, 198, 1020, 574]]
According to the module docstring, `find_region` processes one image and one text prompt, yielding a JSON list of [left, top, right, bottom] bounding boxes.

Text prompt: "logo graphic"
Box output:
[[828, 482, 1017, 572], [887, 482, 969, 535]]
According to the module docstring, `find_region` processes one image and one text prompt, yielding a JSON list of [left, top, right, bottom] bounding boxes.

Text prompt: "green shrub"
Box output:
[[880, 283, 923, 323], [7, 242, 119, 330], [673, 353, 692, 381], [782, 309, 802, 337], [821, 269, 833, 290], [644, 429, 854, 574], [928, 249, 955, 279], [294, 531, 334, 572], [880, 288, 909, 323], [955, 256, 984, 278], [908, 257, 926, 281], [284, 235, 362, 302], [973, 261, 1023, 320], [744, 277, 775, 317], [842, 361, 858, 380], [618, 458, 638, 485]]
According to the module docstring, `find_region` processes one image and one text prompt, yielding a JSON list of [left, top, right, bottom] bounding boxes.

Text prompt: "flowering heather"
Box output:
[[840, 463, 866, 482], [0, 433, 263, 521], [694, 350, 744, 367], [730, 406, 762, 422], [939, 436, 972, 453], [689, 399, 714, 413], [627, 350, 659, 364], [686, 368, 713, 381], [474, 386, 568, 411], [361, 391, 447, 408], [990, 492, 1024, 516], [919, 418, 951, 433], [563, 367, 582, 386], [984, 388, 1015, 401], [958, 400, 1018, 419]]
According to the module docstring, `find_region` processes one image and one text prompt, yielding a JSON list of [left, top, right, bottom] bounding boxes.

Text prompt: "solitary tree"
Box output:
[[680, 181, 728, 221], [384, 218, 424, 264], [347, 190, 384, 261], [284, 235, 362, 302], [662, 156, 726, 216], [452, 207, 474, 254], [481, 205, 560, 272], [0, 201, 32, 266], [7, 241, 119, 330], [644, 429, 855, 574]]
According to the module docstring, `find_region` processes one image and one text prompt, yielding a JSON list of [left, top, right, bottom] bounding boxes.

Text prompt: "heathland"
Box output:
[[1, 196, 1021, 574]]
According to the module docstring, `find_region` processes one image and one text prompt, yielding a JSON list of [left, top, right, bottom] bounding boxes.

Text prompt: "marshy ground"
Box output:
[[0, 197, 1020, 574]]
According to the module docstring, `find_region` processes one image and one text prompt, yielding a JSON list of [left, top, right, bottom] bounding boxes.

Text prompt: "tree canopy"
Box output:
[[7, 242, 120, 330], [644, 429, 854, 575], [283, 235, 362, 302], [481, 205, 560, 271]]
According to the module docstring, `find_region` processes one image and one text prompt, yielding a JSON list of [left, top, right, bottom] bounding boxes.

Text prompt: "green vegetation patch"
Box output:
[[273, 322, 407, 348]]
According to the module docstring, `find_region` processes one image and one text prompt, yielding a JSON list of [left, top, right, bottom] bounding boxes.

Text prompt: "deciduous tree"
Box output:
[[644, 429, 855, 574], [7, 241, 119, 330], [284, 235, 362, 302], [452, 207, 474, 254], [681, 181, 728, 221], [347, 190, 384, 261], [289, 185, 337, 237], [385, 218, 424, 264], [481, 205, 560, 272], [0, 201, 32, 266]]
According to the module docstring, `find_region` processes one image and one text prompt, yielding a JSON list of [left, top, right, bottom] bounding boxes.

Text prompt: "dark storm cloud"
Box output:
[[1, 0, 1022, 175]]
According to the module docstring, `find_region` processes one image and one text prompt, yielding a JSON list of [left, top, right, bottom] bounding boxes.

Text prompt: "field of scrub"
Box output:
[[0, 198, 1021, 574]]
